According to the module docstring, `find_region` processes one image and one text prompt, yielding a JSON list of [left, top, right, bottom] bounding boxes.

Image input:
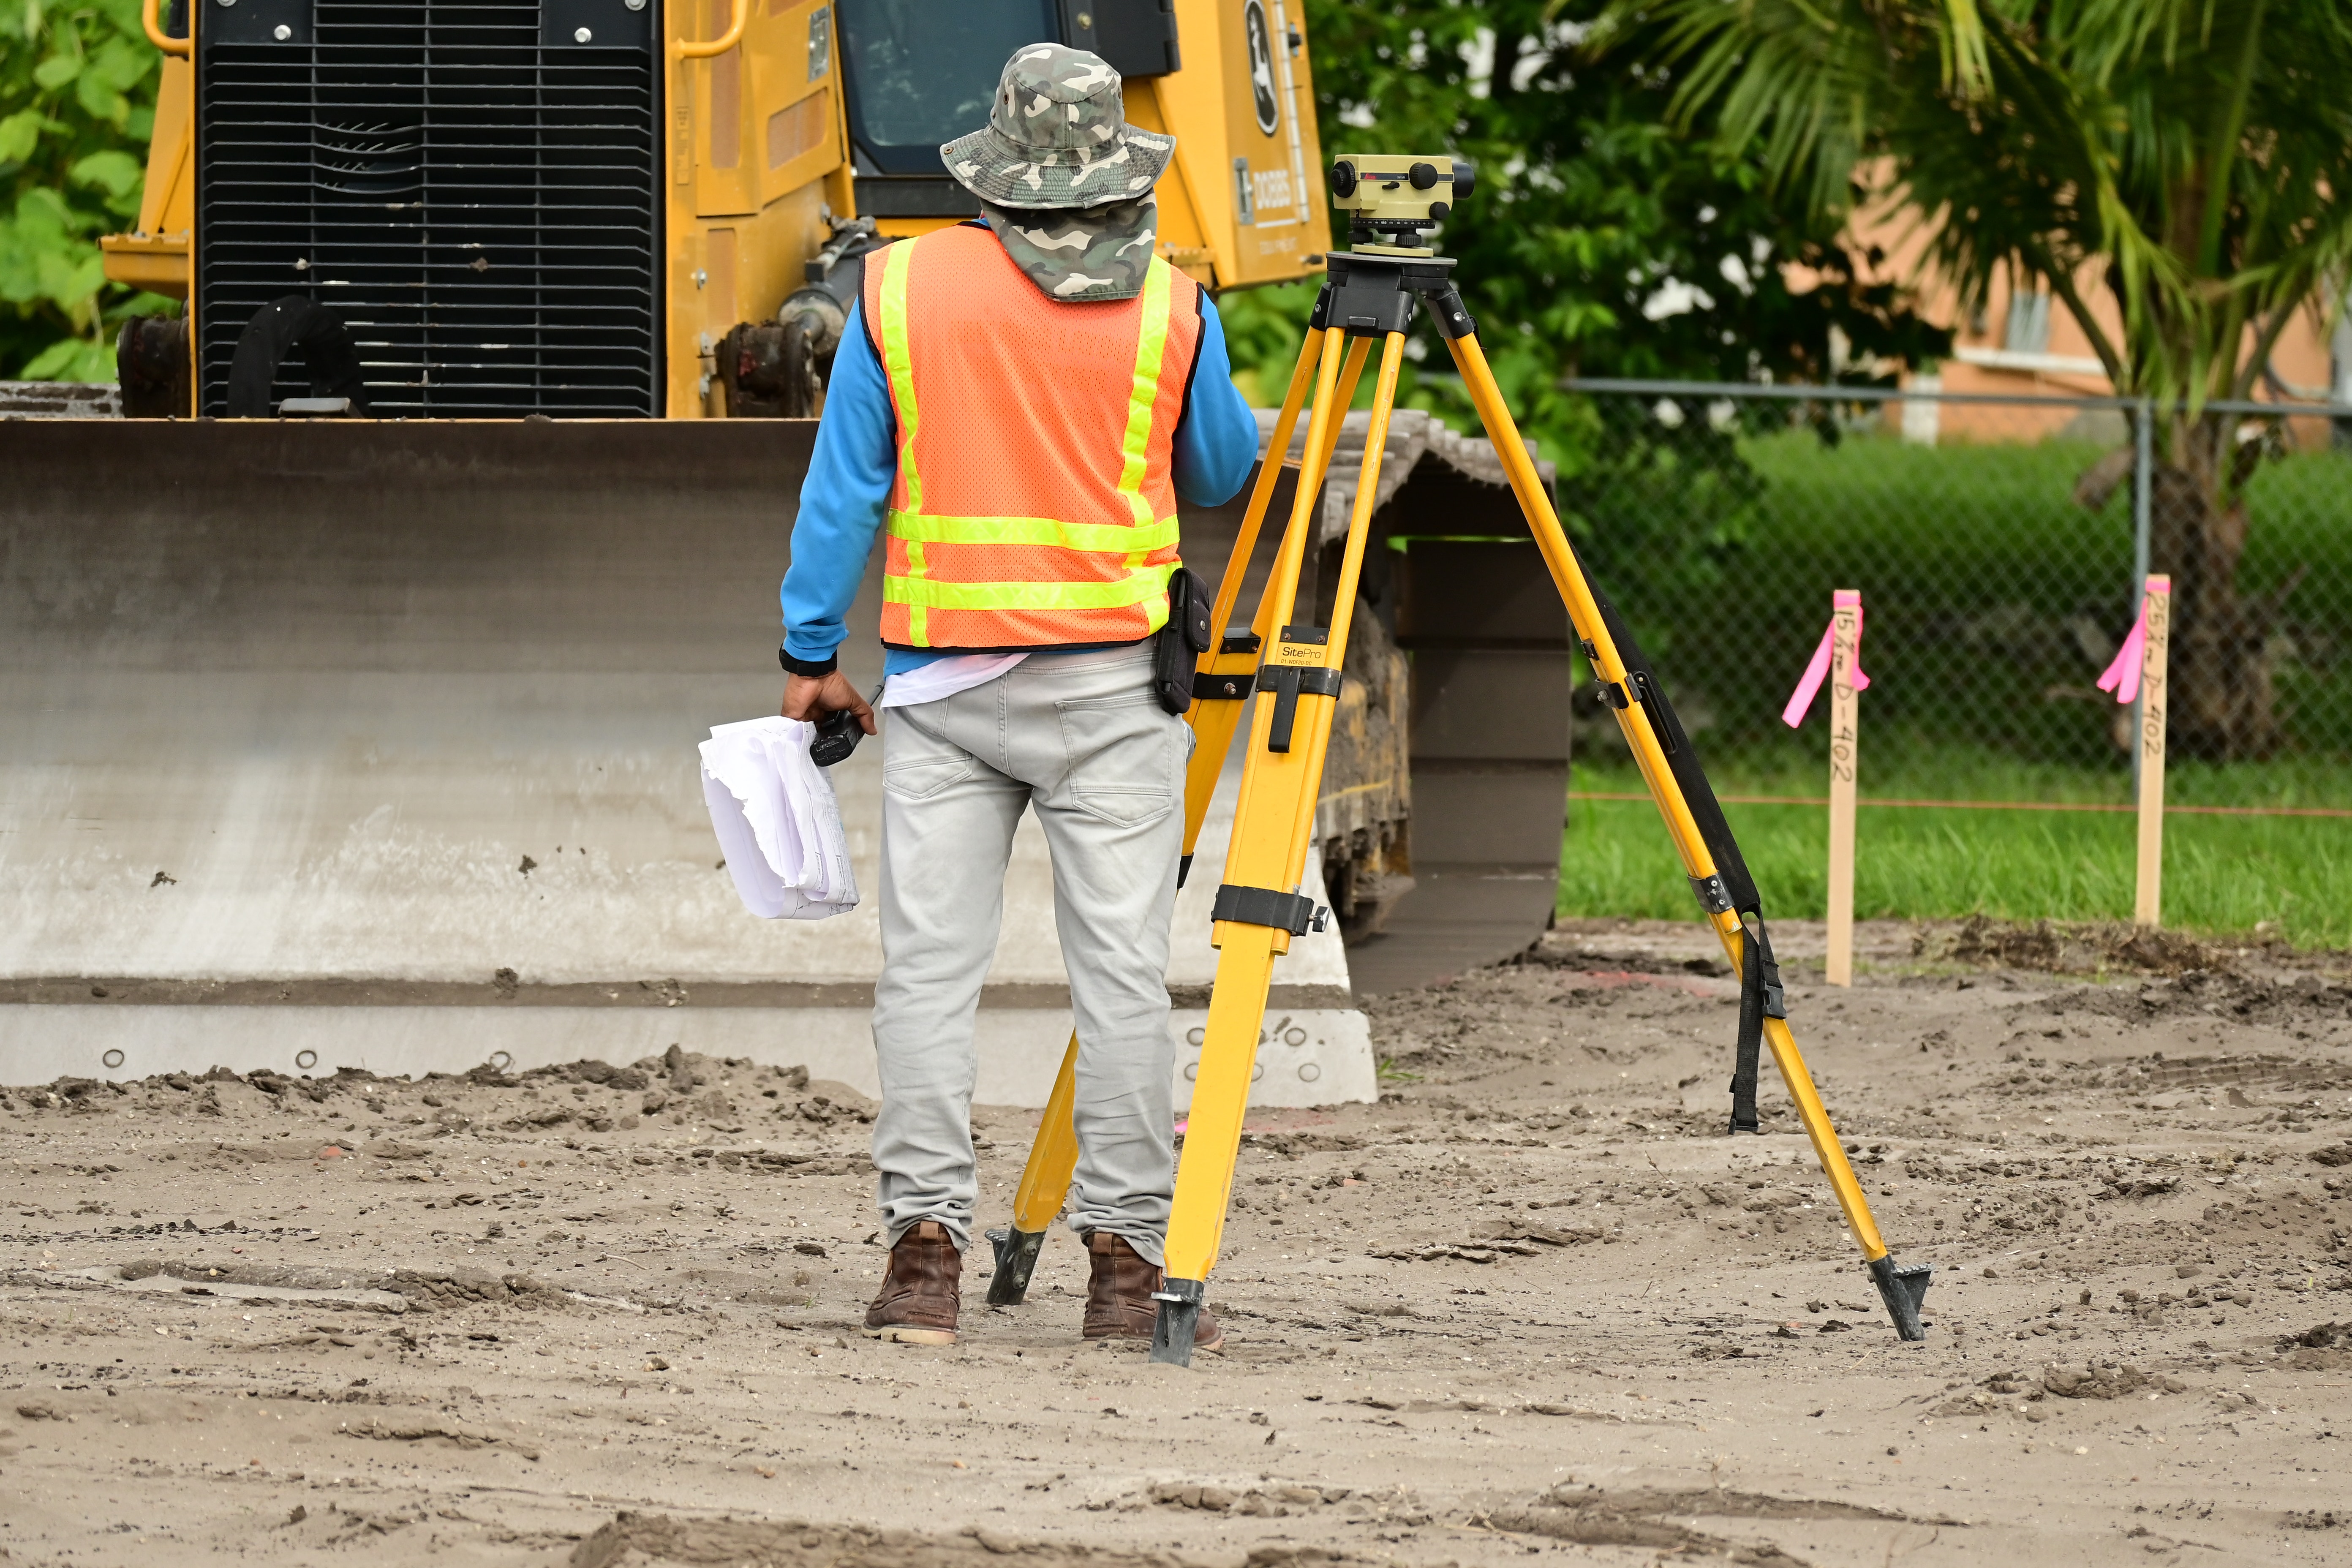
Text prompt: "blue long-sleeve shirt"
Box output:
[[780, 279, 1260, 677]]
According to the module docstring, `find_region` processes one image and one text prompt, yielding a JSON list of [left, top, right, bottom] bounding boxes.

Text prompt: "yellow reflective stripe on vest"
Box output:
[[886, 510, 1181, 554], [883, 563, 1174, 614], [876, 242, 923, 518], [902, 538, 929, 645], [1113, 257, 1175, 528], [875, 243, 926, 642]]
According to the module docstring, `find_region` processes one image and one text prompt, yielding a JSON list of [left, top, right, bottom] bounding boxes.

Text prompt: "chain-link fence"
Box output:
[[1554, 379, 2352, 803]]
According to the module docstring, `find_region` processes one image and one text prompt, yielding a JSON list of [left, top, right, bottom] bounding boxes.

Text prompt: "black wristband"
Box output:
[[779, 645, 838, 678]]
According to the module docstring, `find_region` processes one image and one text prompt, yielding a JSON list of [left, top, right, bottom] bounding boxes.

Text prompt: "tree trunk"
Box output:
[[2151, 415, 2280, 759]]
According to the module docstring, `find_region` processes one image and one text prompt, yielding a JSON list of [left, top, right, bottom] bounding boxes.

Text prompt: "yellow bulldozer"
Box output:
[[100, 0, 1327, 414], [0, 0, 1569, 1098]]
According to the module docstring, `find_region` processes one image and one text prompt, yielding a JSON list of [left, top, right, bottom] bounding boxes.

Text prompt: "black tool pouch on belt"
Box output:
[[1152, 568, 1214, 715]]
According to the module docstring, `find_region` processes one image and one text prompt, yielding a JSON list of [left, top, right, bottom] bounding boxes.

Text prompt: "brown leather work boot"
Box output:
[[863, 1220, 961, 1345], [1082, 1231, 1222, 1351]]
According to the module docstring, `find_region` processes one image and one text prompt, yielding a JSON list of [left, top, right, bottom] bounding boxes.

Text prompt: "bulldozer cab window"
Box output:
[[838, 0, 1057, 174]]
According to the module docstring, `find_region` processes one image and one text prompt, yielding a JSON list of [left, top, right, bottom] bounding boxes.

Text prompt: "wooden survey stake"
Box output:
[[2134, 575, 2172, 928], [1825, 590, 1862, 985]]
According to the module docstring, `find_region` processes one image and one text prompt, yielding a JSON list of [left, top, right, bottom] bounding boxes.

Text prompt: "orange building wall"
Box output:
[[1809, 189, 2345, 446]]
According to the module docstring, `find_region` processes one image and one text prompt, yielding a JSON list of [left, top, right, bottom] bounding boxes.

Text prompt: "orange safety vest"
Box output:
[[860, 223, 1204, 651]]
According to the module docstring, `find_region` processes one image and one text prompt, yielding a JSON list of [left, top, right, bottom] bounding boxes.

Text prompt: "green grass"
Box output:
[[1541, 414, 2352, 943], [1579, 423, 2352, 762], [1559, 751, 2352, 948], [1606, 732, 2352, 809]]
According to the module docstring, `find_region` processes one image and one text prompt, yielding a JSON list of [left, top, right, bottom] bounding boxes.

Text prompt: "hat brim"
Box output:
[[941, 125, 1174, 210]]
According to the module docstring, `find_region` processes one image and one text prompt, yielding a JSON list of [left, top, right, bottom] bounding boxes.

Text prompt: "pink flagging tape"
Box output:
[[2098, 579, 2168, 706], [1781, 589, 1871, 727]]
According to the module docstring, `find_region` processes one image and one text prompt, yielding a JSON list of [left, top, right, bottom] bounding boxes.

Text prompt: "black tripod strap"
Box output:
[[1729, 918, 1785, 1134], [1559, 535, 1783, 1132], [1580, 574, 1761, 915]]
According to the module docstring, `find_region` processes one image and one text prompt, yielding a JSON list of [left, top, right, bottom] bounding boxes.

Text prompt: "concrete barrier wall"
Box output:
[[1, 421, 1369, 1105]]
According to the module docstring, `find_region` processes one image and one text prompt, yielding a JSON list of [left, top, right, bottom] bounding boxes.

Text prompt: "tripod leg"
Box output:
[[985, 1032, 1078, 1304], [986, 327, 1370, 1306], [1442, 330, 1930, 1342], [1154, 330, 1408, 1366], [1200, 327, 1335, 648], [1185, 338, 1372, 869]]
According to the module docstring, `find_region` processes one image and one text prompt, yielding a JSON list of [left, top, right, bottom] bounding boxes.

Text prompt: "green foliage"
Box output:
[[0, 0, 172, 381], [1233, 1, 1949, 397], [1577, 421, 2352, 763], [1557, 394, 1765, 661], [1622, 0, 2352, 757], [1627, 0, 2352, 416], [1226, 0, 1949, 629]]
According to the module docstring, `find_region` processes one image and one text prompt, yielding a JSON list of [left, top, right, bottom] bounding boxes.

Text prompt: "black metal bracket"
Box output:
[[1687, 874, 1732, 915], [984, 1225, 1047, 1307], [1426, 284, 1476, 340], [1307, 280, 1334, 332], [1627, 670, 1674, 753], [1194, 670, 1257, 701], [1867, 1252, 1933, 1342], [1211, 884, 1326, 935], [1320, 251, 1464, 340], [1260, 665, 1342, 752], [1149, 1276, 1206, 1367]]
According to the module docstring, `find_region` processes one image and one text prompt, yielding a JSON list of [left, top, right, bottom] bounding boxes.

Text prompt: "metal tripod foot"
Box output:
[[1149, 1277, 1206, 1367], [1868, 1252, 1933, 1341], [984, 1226, 1047, 1307]]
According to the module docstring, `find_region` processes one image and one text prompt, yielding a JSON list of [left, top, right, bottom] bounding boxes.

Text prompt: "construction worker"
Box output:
[[778, 44, 1258, 1349]]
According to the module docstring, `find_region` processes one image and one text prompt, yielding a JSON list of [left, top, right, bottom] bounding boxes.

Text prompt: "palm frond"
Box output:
[[1620, 0, 2352, 414]]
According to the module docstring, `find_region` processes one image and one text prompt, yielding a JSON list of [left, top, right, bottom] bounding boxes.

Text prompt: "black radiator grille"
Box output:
[[196, 0, 660, 417]]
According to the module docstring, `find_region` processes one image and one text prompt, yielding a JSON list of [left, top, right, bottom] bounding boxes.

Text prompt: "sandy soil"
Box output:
[[5, 919, 2351, 1568]]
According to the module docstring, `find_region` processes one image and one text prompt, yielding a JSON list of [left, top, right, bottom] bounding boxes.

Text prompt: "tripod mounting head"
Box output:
[[1328, 154, 1475, 255]]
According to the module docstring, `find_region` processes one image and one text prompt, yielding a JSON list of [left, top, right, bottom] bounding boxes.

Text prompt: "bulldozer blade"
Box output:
[[3, 419, 889, 1082], [1, 414, 1566, 1093]]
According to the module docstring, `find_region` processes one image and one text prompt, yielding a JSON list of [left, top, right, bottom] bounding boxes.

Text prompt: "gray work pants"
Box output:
[[871, 646, 1187, 1264]]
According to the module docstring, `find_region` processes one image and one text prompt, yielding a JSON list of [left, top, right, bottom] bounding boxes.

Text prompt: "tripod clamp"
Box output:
[[1313, 251, 1478, 342]]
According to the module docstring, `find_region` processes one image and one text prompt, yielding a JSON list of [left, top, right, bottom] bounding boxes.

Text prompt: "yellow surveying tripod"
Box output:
[[988, 155, 1933, 1366]]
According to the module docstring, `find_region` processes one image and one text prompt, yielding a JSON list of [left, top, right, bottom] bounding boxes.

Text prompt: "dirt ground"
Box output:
[[6, 917, 2352, 1568]]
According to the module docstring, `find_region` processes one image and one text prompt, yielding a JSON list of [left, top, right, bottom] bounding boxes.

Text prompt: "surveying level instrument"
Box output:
[[1327, 153, 1477, 251], [985, 155, 1933, 1363]]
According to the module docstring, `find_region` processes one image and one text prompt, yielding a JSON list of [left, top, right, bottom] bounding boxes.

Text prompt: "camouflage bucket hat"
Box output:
[[942, 44, 1174, 210]]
